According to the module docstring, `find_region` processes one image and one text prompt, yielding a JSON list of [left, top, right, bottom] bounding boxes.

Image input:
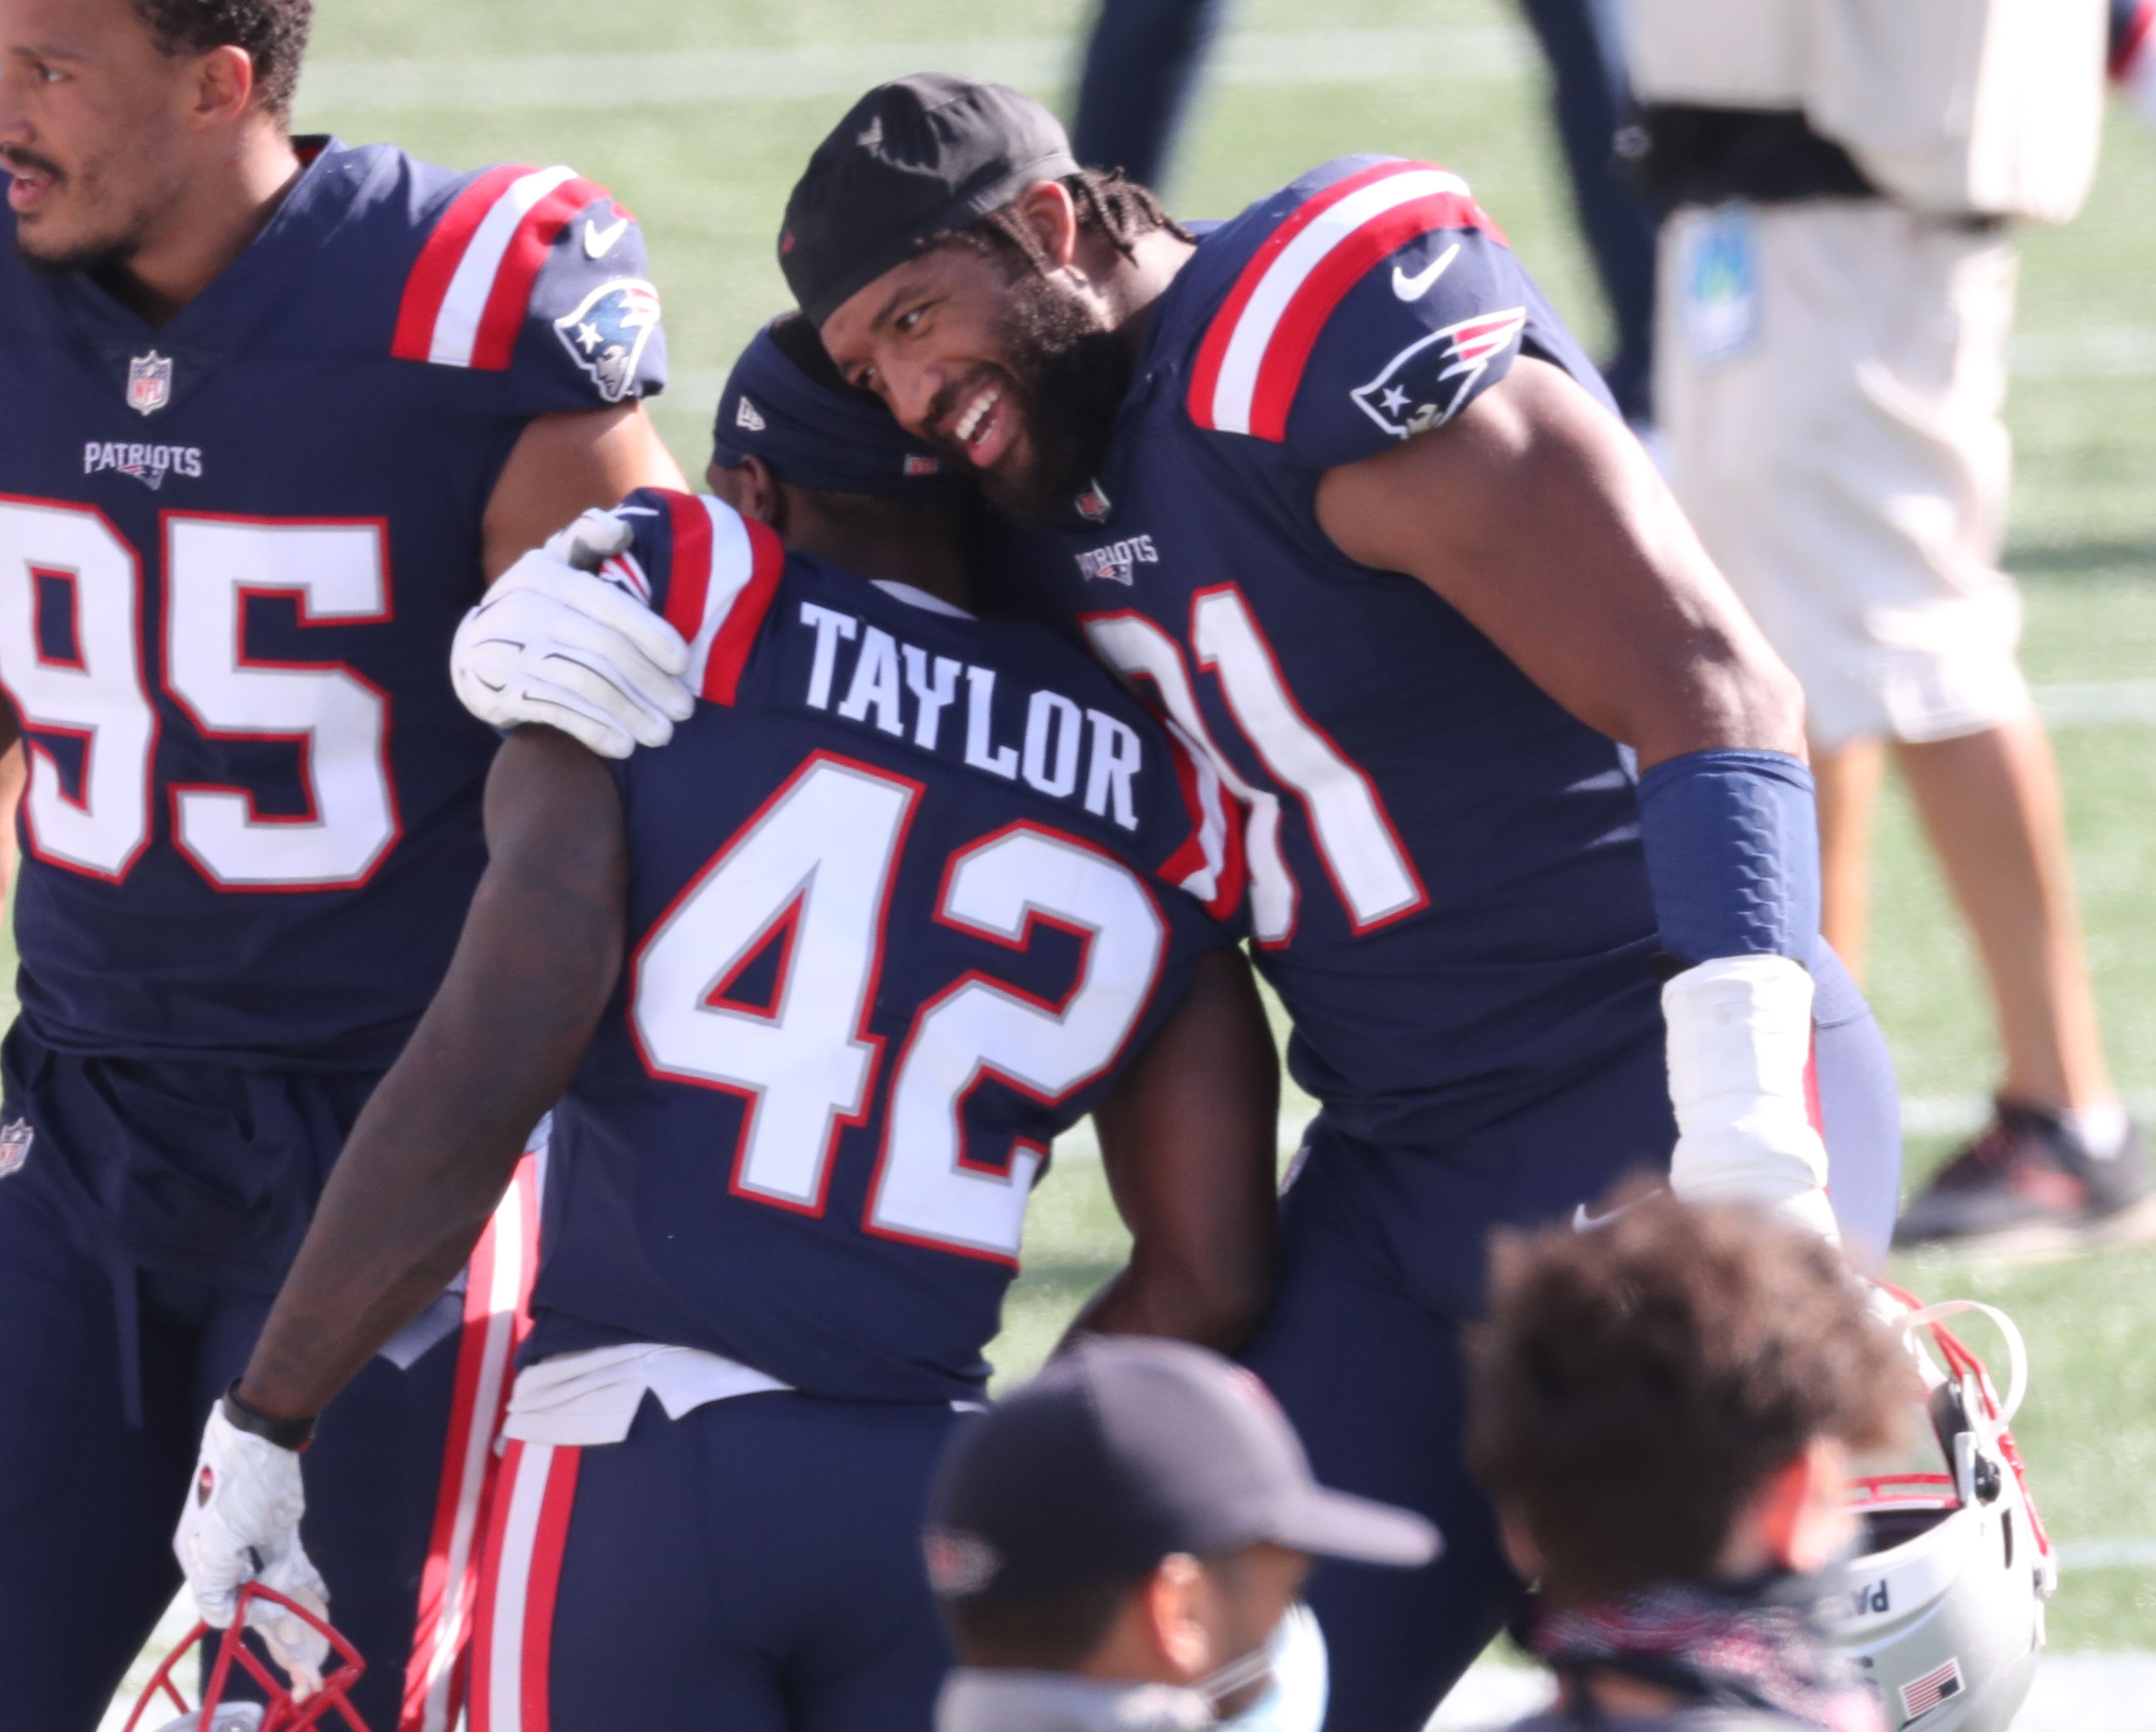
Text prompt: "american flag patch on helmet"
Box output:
[[1900, 1657, 1964, 1720]]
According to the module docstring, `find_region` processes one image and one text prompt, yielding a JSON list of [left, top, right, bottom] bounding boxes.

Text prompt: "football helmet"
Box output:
[[1826, 1285, 2056, 1732], [123, 1583, 366, 1732]]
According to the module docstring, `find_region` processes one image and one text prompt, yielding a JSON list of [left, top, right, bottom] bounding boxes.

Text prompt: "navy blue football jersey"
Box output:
[[534, 490, 1241, 1403], [0, 139, 666, 1069], [1016, 156, 1663, 1149]]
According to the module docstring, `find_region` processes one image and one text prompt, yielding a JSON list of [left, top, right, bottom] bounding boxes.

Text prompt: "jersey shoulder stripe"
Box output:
[[392, 164, 616, 371], [653, 492, 786, 705], [1187, 160, 1507, 442]]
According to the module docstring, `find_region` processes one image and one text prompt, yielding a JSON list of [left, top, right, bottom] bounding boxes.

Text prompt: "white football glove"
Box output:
[[173, 1403, 331, 1697], [1664, 954, 1841, 1244], [452, 509, 694, 760]]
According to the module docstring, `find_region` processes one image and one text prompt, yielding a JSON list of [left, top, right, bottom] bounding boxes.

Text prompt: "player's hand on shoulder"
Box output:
[[173, 1398, 333, 1696], [452, 507, 694, 761], [1662, 954, 1841, 1245]]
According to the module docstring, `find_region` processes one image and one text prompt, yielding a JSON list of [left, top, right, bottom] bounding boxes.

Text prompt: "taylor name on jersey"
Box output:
[[535, 490, 1241, 1403]]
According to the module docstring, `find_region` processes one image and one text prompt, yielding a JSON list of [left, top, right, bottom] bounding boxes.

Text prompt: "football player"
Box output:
[[0, 1, 687, 1725], [469, 79, 1907, 1732], [176, 315, 1281, 1732]]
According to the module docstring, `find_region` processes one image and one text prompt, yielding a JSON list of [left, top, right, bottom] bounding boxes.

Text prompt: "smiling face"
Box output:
[[819, 229, 1134, 526], [0, 0, 202, 272]]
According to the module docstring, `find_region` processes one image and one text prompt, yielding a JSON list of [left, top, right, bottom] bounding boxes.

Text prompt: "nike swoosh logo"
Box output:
[[583, 216, 630, 259], [1573, 1192, 1662, 1232], [1391, 242, 1461, 302]]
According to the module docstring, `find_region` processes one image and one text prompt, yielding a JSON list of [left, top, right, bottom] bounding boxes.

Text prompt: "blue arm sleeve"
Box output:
[[1635, 749, 1821, 965]]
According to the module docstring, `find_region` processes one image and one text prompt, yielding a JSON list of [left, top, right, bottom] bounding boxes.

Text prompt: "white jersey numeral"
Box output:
[[165, 517, 399, 888], [630, 759, 1167, 1262], [1083, 611, 1297, 941], [0, 500, 403, 891], [870, 824, 1165, 1261], [0, 499, 155, 879], [1189, 587, 1423, 931], [633, 755, 915, 1213], [1086, 592, 1423, 942]]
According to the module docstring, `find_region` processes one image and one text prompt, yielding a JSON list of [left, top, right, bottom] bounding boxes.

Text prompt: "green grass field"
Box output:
[[95, 0, 2156, 1694]]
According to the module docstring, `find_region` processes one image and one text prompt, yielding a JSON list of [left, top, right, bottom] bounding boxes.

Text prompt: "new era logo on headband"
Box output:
[[736, 397, 767, 432]]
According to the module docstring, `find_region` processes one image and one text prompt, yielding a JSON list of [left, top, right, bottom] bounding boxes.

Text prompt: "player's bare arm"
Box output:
[[1063, 946, 1281, 1353], [237, 726, 625, 1423], [1313, 357, 1806, 771], [481, 400, 687, 579]]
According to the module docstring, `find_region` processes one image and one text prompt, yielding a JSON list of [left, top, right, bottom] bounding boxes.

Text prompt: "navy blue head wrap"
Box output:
[[710, 319, 963, 498]]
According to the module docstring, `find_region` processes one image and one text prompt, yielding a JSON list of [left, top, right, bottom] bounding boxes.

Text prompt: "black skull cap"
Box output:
[[779, 73, 1080, 327]]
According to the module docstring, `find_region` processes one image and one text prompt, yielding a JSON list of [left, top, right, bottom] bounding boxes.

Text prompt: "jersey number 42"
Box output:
[[632, 753, 1168, 1266]]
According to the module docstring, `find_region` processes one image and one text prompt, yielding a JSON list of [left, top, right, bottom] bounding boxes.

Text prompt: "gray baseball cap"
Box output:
[[924, 1337, 1440, 1604]]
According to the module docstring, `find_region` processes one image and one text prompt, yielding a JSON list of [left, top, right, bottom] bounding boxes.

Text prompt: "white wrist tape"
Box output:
[[1663, 954, 1837, 1241]]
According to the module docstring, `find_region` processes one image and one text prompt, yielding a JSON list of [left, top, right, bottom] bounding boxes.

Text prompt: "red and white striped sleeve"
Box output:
[[642, 492, 787, 707], [393, 165, 666, 408], [1184, 158, 1530, 469]]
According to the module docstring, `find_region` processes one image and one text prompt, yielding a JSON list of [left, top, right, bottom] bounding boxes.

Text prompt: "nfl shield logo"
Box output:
[[0, 1118, 32, 1179], [126, 350, 173, 417]]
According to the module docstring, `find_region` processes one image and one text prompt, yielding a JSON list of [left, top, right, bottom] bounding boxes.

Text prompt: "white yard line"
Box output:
[[2033, 680, 2156, 726], [2012, 328, 2156, 379], [297, 25, 1533, 115]]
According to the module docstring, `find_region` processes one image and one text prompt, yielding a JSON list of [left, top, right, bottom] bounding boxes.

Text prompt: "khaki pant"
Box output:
[[1658, 199, 2032, 751]]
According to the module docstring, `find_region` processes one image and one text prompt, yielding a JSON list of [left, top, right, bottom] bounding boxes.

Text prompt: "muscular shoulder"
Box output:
[[1172, 156, 1535, 468], [370, 146, 667, 409]]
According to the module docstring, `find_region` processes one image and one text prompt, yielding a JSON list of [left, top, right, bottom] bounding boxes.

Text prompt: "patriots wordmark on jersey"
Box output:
[[1020, 155, 1662, 1160], [0, 139, 667, 1071], [535, 491, 1242, 1403]]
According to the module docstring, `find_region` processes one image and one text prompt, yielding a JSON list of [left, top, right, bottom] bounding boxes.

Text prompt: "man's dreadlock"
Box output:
[[942, 167, 1192, 273]]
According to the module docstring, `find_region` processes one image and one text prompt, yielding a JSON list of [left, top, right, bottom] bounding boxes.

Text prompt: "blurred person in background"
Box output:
[[1626, 0, 2154, 1254], [923, 1336, 1437, 1732], [2115, 0, 2156, 121], [1468, 1193, 1909, 1731], [1067, 0, 1662, 424]]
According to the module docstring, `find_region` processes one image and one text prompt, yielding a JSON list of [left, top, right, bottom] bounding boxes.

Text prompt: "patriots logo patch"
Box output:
[[553, 277, 662, 404], [1348, 306, 1529, 440]]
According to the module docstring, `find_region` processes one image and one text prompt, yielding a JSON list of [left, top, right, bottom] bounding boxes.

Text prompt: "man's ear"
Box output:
[[707, 454, 786, 532], [1011, 178, 1081, 272], [1497, 1510, 1546, 1583], [1140, 1554, 1215, 1683], [1749, 1437, 1854, 1576], [190, 45, 258, 128]]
